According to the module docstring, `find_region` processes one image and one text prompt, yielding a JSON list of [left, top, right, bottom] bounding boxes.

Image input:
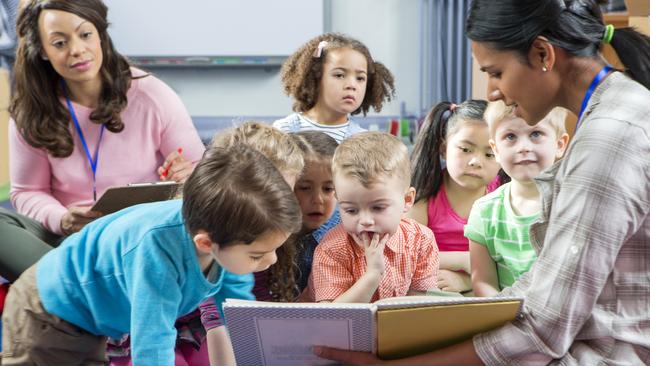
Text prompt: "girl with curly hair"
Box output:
[[273, 32, 396, 143]]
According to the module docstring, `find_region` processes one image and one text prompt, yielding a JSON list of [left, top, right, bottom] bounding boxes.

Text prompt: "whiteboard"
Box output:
[[103, 0, 323, 61]]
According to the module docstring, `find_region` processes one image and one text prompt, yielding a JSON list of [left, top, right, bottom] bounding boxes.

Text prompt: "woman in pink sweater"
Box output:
[[0, 0, 205, 282]]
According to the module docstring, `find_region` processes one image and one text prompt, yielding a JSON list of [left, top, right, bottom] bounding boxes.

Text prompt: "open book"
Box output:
[[222, 295, 523, 366]]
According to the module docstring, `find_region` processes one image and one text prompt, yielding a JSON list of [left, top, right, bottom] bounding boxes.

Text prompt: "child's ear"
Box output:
[[193, 231, 215, 255], [488, 139, 500, 164], [403, 186, 416, 213], [555, 132, 570, 160]]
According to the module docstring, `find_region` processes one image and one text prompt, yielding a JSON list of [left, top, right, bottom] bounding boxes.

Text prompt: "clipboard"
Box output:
[[91, 181, 180, 214]]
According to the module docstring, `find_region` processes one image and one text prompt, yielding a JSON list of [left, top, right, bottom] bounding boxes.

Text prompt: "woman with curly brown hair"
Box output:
[[0, 0, 204, 282], [273, 32, 396, 143]]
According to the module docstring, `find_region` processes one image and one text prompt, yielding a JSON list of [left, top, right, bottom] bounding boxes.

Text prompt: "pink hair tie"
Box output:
[[313, 41, 328, 58], [450, 103, 458, 112]]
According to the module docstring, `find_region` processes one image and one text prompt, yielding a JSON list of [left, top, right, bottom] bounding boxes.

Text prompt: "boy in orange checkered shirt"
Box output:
[[305, 132, 439, 303]]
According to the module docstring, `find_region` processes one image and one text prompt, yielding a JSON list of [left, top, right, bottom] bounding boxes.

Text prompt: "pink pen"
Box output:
[[161, 148, 183, 178]]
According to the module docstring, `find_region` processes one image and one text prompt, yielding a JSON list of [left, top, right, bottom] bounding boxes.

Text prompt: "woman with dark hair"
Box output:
[[315, 0, 650, 364], [0, 0, 204, 281]]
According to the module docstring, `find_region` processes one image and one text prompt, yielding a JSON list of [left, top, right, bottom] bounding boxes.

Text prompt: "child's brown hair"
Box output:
[[182, 143, 302, 246], [281, 32, 396, 116]]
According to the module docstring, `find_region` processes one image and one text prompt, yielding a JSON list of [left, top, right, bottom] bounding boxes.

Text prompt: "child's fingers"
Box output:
[[379, 233, 390, 246], [351, 233, 363, 247], [360, 232, 372, 248], [369, 232, 380, 248], [373, 233, 389, 250]]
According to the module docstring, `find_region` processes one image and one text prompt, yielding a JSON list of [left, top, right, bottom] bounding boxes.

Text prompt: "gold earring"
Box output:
[[542, 65, 548, 72]]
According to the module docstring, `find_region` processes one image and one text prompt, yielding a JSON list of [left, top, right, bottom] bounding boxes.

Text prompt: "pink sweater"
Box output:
[[9, 69, 205, 234]]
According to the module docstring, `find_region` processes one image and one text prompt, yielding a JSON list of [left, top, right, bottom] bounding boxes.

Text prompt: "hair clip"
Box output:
[[313, 41, 328, 58], [449, 103, 458, 112]]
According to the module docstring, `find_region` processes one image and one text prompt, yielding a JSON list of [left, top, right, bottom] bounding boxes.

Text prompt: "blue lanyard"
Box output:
[[61, 80, 105, 201], [576, 65, 612, 130]]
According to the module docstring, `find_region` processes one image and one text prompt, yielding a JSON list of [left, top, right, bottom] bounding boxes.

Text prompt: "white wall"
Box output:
[[148, 0, 421, 118]]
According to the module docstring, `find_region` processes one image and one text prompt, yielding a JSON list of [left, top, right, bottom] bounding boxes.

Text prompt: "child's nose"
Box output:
[[359, 212, 374, 226], [468, 156, 482, 168], [312, 192, 324, 204], [345, 77, 358, 89], [517, 140, 533, 153]]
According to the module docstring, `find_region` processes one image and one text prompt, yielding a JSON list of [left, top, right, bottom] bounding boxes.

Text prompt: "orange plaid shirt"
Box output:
[[305, 217, 439, 302]]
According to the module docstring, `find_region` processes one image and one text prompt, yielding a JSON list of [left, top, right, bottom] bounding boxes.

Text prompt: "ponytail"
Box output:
[[411, 100, 487, 203], [411, 102, 453, 203], [610, 27, 650, 89]]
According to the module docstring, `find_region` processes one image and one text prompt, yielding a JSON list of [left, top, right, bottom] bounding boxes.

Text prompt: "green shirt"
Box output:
[[464, 183, 538, 290]]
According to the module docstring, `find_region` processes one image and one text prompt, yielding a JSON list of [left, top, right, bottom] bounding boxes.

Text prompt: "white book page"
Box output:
[[256, 318, 352, 366]]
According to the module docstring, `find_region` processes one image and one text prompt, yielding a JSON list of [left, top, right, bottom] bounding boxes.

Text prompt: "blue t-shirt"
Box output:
[[37, 199, 253, 365]]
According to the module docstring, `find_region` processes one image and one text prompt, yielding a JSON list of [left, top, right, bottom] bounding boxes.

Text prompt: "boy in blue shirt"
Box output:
[[1, 144, 302, 365]]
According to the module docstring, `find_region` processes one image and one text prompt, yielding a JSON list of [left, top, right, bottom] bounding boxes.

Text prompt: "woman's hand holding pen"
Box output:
[[60, 206, 102, 235], [158, 148, 192, 183]]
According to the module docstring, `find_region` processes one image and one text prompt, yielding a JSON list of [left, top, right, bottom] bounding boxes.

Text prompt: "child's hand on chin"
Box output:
[[352, 232, 389, 276]]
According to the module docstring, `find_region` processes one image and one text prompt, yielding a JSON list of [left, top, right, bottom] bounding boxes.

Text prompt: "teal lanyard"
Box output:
[[61, 80, 105, 201], [576, 65, 612, 131]]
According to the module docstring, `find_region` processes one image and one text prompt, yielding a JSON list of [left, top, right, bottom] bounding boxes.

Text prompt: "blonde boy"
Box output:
[[466, 101, 569, 297], [306, 132, 439, 303]]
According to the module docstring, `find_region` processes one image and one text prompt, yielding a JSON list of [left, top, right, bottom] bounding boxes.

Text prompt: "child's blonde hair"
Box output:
[[281, 32, 395, 116], [210, 121, 304, 179], [333, 131, 410, 189], [484, 101, 568, 138]]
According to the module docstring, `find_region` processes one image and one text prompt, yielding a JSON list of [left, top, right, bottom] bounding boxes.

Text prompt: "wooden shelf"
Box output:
[[604, 12, 629, 28]]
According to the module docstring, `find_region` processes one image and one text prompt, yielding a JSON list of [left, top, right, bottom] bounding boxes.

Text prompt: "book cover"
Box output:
[[374, 296, 522, 359]]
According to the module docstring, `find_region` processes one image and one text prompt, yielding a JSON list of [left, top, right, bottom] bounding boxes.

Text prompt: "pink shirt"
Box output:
[[427, 176, 501, 252], [9, 69, 205, 234]]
